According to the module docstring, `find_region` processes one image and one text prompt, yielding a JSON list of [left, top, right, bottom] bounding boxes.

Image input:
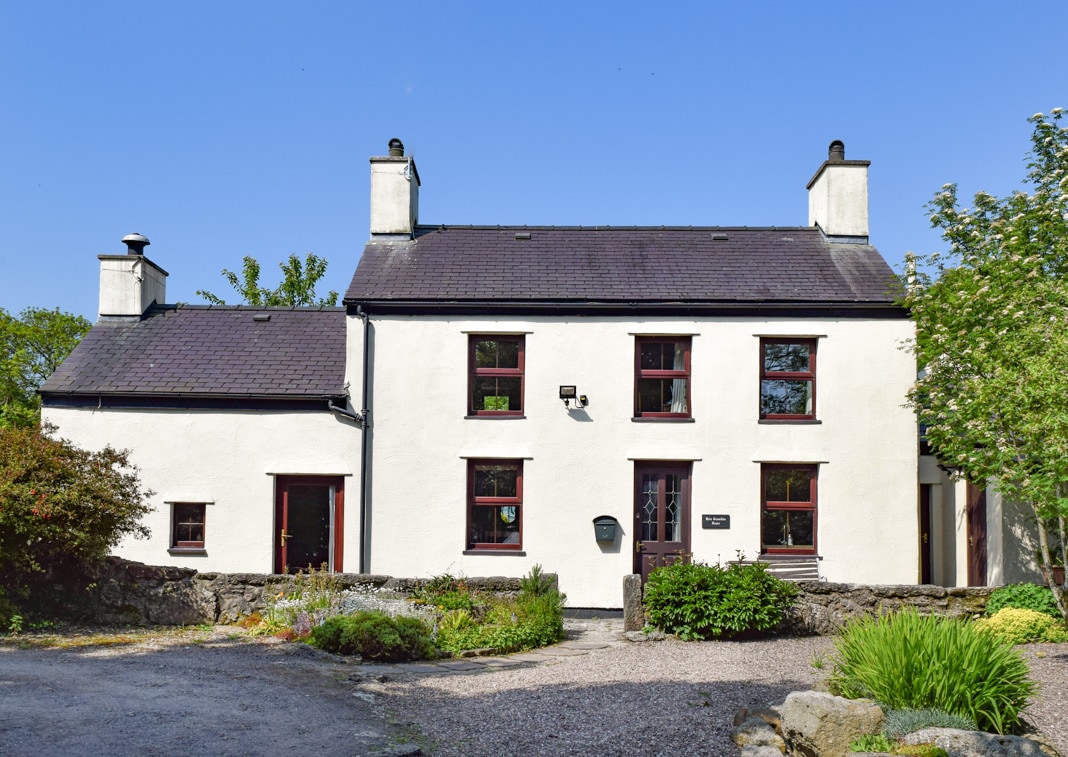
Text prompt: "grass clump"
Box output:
[[828, 608, 1035, 734], [642, 558, 798, 640], [985, 582, 1060, 620], [882, 707, 977, 739], [309, 611, 435, 661], [974, 607, 1068, 645]]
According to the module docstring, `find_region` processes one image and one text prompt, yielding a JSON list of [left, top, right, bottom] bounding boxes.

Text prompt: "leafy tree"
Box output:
[[905, 109, 1068, 619], [0, 424, 152, 620], [0, 307, 92, 428], [196, 253, 339, 306]]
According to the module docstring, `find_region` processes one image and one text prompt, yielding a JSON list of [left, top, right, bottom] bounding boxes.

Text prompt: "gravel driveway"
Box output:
[[2, 620, 1065, 757]]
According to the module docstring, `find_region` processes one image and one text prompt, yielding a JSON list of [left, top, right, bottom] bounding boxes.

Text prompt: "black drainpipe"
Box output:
[[356, 306, 371, 574]]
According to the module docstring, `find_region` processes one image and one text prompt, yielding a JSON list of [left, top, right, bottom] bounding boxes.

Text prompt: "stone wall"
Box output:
[[622, 573, 994, 633], [787, 581, 994, 635], [76, 558, 537, 626]]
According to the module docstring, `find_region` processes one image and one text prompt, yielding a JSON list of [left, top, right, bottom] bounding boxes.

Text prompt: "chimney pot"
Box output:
[[828, 140, 845, 162], [388, 138, 405, 157], [122, 233, 151, 256]]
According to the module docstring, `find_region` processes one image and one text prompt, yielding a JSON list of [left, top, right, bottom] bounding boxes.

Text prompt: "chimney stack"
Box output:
[[369, 138, 420, 239], [98, 233, 168, 320], [806, 140, 870, 242]]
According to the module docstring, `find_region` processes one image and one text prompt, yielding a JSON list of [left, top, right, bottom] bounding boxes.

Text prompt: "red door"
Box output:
[[634, 462, 691, 582], [966, 482, 987, 586], [274, 476, 344, 573]]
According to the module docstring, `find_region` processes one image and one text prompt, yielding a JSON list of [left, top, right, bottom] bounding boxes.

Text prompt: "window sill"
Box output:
[[168, 547, 207, 556], [758, 419, 822, 425], [631, 417, 695, 423], [464, 415, 527, 420], [463, 549, 527, 556]]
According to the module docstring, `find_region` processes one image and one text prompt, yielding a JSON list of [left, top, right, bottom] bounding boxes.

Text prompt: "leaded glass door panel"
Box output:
[[634, 462, 691, 582]]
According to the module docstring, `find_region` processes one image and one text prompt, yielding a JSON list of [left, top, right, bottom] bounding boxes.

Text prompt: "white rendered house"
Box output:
[[44, 140, 936, 607]]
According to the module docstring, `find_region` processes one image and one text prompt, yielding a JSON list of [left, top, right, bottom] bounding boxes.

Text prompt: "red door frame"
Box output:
[[633, 462, 692, 582], [274, 475, 345, 573]]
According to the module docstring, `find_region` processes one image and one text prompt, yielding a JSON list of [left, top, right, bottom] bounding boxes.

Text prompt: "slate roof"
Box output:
[[345, 226, 903, 312], [40, 306, 346, 400]]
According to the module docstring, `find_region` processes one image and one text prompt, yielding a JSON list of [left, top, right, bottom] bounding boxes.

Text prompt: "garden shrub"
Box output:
[[849, 733, 893, 753], [974, 607, 1068, 645], [642, 559, 798, 640], [412, 573, 478, 613], [882, 707, 976, 739], [828, 608, 1034, 734], [434, 565, 566, 655], [309, 611, 435, 661], [985, 582, 1060, 620]]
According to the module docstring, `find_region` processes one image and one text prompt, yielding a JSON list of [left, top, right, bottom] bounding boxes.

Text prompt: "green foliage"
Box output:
[[828, 609, 1035, 734], [642, 559, 798, 640], [433, 566, 566, 656], [412, 573, 477, 612], [519, 563, 557, 597], [974, 607, 1068, 645], [0, 307, 91, 428], [850, 733, 893, 752], [904, 109, 1068, 620], [309, 611, 435, 661], [196, 253, 339, 307], [882, 707, 977, 739], [986, 582, 1060, 619], [892, 746, 948, 757], [0, 424, 152, 604]]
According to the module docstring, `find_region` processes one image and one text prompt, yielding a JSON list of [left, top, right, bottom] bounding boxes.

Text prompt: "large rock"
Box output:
[[622, 574, 644, 632], [901, 727, 1062, 757], [779, 691, 884, 757]]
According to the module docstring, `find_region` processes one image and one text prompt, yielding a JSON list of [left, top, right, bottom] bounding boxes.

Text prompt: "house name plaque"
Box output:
[[701, 514, 730, 529]]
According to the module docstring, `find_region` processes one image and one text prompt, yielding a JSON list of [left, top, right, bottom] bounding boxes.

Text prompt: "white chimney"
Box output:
[[806, 140, 870, 242], [369, 138, 420, 238], [98, 233, 168, 319]]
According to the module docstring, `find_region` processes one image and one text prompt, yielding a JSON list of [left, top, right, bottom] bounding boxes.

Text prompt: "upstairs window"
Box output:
[[469, 336, 524, 416], [635, 337, 691, 418], [760, 338, 816, 420], [467, 460, 523, 550]]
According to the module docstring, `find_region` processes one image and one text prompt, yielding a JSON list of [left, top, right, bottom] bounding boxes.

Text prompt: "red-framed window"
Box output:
[[760, 338, 816, 420], [761, 464, 817, 554], [469, 336, 524, 416], [635, 336, 691, 418], [467, 459, 522, 550], [170, 503, 206, 551]]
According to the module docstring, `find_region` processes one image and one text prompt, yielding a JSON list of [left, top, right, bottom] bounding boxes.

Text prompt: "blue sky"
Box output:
[[2, 2, 1066, 321]]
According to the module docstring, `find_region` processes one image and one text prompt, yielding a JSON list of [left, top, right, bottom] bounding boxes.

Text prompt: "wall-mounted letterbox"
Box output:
[[593, 515, 618, 542]]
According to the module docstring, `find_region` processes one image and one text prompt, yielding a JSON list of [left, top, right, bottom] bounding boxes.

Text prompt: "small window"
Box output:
[[467, 460, 522, 550], [761, 464, 817, 554], [170, 503, 206, 551], [760, 338, 816, 420], [635, 337, 691, 417], [469, 336, 524, 415]]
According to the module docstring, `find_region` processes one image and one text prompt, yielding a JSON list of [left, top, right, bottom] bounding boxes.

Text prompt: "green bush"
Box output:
[[828, 609, 1035, 734], [642, 559, 798, 640], [974, 607, 1068, 645], [309, 611, 435, 661], [412, 573, 478, 612], [435, 588, 565, 655], [882, 707, 977, 739], [986, 583, 1060, 620]]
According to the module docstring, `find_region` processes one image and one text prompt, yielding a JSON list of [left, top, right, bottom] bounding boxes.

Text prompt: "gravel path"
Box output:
[[367, 618, 1068, 757]]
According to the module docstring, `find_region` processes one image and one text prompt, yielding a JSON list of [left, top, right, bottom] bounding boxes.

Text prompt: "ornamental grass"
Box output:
[[828, 608, 1035, 734]]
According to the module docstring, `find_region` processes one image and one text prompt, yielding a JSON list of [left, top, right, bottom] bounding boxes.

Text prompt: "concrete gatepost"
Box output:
[[623, 574, 645, 631]]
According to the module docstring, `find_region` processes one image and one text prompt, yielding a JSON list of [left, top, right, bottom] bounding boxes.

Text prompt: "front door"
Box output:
[[634, 462, 691, 582], [966, 482, 987, 586], [919, 484, 932, 584], [274, 476, 344, 573]]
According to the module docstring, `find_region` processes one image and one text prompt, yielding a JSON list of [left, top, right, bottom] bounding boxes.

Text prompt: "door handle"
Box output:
[[635, 540, 642, 554], [280, 530, 292, 547]]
